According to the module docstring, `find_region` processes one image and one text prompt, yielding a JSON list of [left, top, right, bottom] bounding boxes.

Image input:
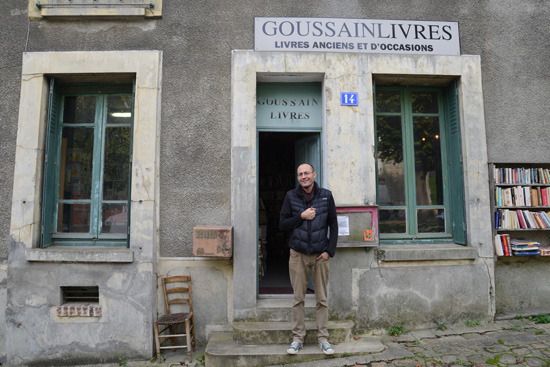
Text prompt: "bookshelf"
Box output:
[[490, 164, 550, 257]]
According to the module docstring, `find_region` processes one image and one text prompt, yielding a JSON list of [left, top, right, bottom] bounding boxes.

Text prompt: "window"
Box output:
[[41, 80, 134, 247], [375, 83, 466, 243]]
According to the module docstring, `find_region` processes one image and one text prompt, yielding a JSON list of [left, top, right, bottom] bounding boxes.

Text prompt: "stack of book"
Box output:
[[510, 239, 540, 256], [495, 209, 550, 229]]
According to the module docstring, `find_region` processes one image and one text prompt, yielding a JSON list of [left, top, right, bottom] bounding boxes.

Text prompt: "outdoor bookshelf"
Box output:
[[490, 164, 550, 257]]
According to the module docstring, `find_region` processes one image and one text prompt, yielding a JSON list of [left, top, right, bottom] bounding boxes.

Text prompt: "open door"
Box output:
[[295, 134, 322, 186], [258, 132, 321, 296]]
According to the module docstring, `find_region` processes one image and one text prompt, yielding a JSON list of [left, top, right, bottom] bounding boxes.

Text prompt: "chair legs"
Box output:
[[153, 322, 161, 360], [153, 322, 195, 363], [185, 320, 192, 362]]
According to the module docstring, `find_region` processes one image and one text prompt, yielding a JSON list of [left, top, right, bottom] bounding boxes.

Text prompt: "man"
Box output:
[[279, 163, 338, 355]]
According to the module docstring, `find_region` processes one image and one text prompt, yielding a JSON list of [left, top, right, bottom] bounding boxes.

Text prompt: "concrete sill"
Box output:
[[377, 244, 478, 262], [26, 247, 134, 263]]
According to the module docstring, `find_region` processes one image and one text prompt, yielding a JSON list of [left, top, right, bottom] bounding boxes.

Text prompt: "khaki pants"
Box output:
[[288, 248, 330, 344]]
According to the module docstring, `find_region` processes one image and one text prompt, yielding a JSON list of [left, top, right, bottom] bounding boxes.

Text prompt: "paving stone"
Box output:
[[410, 330, 437, 340], [392, 359, 420, 367], [484, 344, 510, 353], [461, 333, 489, 340], [524, 357, 548, 367], [512, 347, 532, 356], [531, 343, 549, 349], [499, 353, 520, 364], [407, 346, 428, 354], [467, 354, 490, 364], [440, 354, 459, 363], [371, 363, 388, 367]]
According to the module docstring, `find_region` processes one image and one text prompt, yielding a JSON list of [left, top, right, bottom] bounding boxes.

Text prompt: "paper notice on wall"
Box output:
[[337, 216, 350, 236]]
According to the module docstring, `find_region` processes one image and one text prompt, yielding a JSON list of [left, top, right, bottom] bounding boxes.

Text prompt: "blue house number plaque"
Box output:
[[341, 92, 358, 106]]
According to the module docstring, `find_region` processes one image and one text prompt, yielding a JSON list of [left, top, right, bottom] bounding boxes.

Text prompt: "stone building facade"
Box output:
[[0, 1, 549, 365]]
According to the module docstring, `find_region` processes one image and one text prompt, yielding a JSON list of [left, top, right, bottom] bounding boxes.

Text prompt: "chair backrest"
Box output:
[[161, 275, 193, 315]]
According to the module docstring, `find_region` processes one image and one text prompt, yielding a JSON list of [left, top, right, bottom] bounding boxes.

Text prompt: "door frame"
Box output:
[[256, 130, 323, 297]]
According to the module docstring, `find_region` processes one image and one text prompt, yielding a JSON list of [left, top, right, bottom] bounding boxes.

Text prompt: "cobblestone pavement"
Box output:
[[280, 319, 550, 367]]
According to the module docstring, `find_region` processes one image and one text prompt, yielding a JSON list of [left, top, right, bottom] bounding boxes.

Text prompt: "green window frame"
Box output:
[[375, 82, 466, 244], [41, 79, 134, 247]]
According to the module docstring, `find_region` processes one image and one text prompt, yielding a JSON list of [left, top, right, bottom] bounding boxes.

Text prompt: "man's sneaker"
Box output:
[[287, 341, 303, 355], [319, 341, 334, 355]]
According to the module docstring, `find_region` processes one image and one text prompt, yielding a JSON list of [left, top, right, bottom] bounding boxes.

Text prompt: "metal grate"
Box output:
[[62, 286, 99, 303]]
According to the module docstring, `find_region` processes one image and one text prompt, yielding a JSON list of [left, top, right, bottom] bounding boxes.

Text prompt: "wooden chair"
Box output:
[[154, 275, 196, 362]]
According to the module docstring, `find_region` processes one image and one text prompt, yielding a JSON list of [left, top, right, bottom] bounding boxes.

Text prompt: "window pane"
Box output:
[[103, 126, 131, 200], [102, 203, 128, 234], [60, 127, 94, 200], [57, 203, 90, 233], [377, 116, 405, 206], [412, 92, 438, 114], [376, 90, 401, 113], [417, 209, 445, 233], [413, 116, 443, 205], [63, 96, 96, 124], [379, 209, 406, 233], [106, 95, 133, 124]]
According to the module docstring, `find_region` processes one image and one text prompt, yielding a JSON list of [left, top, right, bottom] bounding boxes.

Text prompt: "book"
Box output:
[[524, 187, 531, 206], [494, 235, 504, 256], [542, 188, 549, 206], [517, 186, 525, 206], [512, 245, 539, 251], [513, 250, 540, 256], [516, 210, 527, 229], [503, 188, 513, 206], [540, 211, 550, 227], [523, 210, 538, 228], [501, 234, 510, 256], [532, 188, 540, 207]]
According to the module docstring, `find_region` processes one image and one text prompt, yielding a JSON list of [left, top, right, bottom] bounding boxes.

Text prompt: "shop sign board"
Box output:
[[255, 17, 460, 56]]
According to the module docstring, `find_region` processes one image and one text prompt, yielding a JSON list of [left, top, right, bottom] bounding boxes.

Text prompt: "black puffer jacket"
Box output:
[[279, 182, 338, 257]]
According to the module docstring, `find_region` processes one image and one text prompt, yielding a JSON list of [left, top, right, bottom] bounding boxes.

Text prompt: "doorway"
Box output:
[[258, 131, 320, 295]]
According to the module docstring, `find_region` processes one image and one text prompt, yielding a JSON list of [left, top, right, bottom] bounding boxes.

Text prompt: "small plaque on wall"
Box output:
[[336, 206, 378, 247], [193, 225, 233, 258]]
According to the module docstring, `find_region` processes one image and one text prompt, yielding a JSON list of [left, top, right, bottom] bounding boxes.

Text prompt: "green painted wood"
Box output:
[[444, 81, 467, 244], [377, 86, 457, 242], [41, 79, 60, 247], [42, 80, 133, 247]]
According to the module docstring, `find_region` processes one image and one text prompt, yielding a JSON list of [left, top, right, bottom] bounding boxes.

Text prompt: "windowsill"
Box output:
[[377, 243, 478, 262], [26, 246, 134, 263]]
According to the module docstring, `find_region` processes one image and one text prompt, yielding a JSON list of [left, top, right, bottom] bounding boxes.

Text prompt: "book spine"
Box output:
[[502, 234, 510, 256], [494, 235, 504, 256], [516, 209, 527, 229]]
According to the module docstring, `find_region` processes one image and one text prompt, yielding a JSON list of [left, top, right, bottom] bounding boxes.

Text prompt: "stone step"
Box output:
[[232, 319, 354, 345], [255, 297, 316, 322], [205, 331, 386, 367]]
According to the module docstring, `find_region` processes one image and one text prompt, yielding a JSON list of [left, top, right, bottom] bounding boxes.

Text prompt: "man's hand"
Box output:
[[316, 252, 329, 261], [300, 207, 316, 220]]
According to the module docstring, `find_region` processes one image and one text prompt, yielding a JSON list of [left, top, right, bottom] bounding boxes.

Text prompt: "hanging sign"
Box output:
[[255, 17, 460, 56]]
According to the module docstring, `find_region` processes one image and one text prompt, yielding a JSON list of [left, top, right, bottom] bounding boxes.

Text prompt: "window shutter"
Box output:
[[444, 81, 467, 244], [41, 78, 60, 247]]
